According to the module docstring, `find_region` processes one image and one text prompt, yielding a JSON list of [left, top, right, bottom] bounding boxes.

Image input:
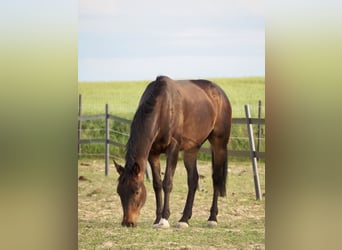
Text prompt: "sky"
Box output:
[[79, 0, 264, 81]]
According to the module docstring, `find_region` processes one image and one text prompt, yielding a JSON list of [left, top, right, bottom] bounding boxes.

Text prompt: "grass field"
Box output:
[[78, 77, 265, 249], [78, 77, 265, 118], [78, 159, 265, 249]]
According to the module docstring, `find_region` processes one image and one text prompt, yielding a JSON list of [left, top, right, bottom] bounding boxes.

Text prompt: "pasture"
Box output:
[[78, 77, 265, 118], [78, 159, 265, 249], [78, 77, 265, 249]]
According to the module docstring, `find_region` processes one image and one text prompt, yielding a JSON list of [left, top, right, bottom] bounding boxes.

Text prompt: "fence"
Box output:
[[78, 95, 265, 200]]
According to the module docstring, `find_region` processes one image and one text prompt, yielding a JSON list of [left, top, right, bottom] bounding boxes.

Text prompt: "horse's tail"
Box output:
[[211, 148, 228, 197], [207, 80, 231, 197], [212, 92, 231, 197], [219, 154, 228, 197], [221, 156, 228, 197]]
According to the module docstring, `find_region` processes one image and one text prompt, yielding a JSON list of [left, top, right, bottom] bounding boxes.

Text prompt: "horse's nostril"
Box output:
[[122, 221, 136, 227]]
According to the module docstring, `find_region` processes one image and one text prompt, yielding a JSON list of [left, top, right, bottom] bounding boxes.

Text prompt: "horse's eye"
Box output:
[[131, 189, 139, 195]]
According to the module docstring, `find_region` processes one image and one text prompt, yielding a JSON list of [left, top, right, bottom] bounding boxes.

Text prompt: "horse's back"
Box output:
[[165, 77, 231, 119], [158, 77, 231, 150]]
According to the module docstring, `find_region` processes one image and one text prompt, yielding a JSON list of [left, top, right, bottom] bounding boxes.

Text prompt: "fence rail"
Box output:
[[77, 119, 266, 149], [77, 116, 265, 157]]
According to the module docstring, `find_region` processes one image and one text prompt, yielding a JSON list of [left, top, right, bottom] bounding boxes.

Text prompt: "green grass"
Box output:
[[78, 160, 265, 249], [78, 77, 265, 161], [79, 80, 150, 118], [78, 77, 265, 118]]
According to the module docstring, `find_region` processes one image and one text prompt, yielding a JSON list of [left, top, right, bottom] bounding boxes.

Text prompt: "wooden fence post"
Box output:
[[257, 100, 262, 161], [245, 104, 262, 200], [105, 104, 109, 176], [78, 94, 82, 158]]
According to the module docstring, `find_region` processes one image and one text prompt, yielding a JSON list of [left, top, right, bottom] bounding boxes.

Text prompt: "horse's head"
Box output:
[[114, 161, 146, 227]]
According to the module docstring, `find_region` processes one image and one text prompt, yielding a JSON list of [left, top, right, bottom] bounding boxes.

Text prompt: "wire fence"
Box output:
[[78, 95, 265, 162]]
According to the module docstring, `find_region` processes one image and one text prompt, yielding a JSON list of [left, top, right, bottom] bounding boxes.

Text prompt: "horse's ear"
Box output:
[[131, 162, 140, 176], [113, 160, 124, 175]]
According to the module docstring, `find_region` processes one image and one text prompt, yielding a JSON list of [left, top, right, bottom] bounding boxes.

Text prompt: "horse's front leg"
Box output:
[[155, 139, 179, 228], [177, 149, 199, 228], [148, 153, 163, 225]]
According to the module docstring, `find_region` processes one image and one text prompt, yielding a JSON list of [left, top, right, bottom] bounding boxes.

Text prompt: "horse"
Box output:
[[114, 75, 232, 228]]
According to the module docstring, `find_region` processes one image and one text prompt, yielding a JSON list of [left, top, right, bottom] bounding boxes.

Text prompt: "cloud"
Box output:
[[79, 0, 237, 18], [79, 0, 119, 17], [79, 0, 264, 33], [239, 0, 265, 17], [78, 0, 265, 80]]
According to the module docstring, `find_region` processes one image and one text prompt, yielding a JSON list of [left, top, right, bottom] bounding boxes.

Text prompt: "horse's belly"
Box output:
[[180, 118, 214, 151]]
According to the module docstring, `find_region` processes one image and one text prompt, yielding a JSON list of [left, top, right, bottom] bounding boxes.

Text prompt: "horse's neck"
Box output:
[[126, 111, 160, 168], [135, 121, 159, 159]]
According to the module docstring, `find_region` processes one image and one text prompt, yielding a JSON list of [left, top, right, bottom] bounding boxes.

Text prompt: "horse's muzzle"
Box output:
[[121, 221, 137, 227]]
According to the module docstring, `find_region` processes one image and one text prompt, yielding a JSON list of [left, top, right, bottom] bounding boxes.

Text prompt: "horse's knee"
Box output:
[[162, 180, 173, 193], [153, 179, 162, 191]]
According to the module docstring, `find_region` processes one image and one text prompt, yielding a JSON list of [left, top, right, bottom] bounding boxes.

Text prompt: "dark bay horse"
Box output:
[[114, 75, 232, 228]]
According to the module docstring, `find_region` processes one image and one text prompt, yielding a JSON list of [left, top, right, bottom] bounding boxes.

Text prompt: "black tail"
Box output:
[[211, 149, 228, 197], [219, 156, 228, 197]]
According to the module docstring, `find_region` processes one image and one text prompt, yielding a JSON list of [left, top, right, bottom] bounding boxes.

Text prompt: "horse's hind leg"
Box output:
[[177, 149, 199, 228], [208, 134, 229, 226]]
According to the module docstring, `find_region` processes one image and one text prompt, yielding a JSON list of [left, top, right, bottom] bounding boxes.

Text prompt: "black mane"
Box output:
[[125, 76, 168, 168]]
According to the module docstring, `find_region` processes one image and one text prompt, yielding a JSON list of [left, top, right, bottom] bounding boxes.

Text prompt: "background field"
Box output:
[[78, 77, 265, 161], [78, 77, 265, 249], [78, 77, 265, 118]]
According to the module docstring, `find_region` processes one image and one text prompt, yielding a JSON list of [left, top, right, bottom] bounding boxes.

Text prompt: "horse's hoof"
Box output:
[[176, 222, 189, 228], [153, 218, 170, 229], [207, 220, 218, 227]]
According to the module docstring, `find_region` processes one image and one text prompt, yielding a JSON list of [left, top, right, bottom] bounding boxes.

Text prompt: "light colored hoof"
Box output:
[[153, 218, 170, 229], [207, 220, 218, 227], [176, 222, 189, 228]]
